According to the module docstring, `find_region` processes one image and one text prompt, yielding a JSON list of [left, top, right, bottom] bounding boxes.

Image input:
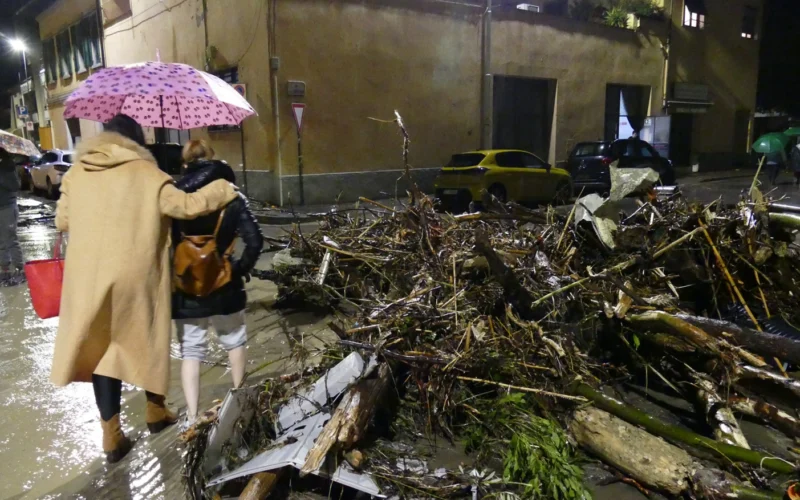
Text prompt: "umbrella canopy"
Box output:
[[783, 127, 800, 137], [751, 132, 790, 154], [64, 61, 255, 129], [0, 129, 40, 157]]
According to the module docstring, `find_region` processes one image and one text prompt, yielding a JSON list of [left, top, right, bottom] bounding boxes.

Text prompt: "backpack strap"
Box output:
[[212, 208, 227, 238]]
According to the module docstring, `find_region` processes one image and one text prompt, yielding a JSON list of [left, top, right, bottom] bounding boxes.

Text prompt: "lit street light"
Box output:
[[9, 38, 26, 53], [5, 36, 30, 139]]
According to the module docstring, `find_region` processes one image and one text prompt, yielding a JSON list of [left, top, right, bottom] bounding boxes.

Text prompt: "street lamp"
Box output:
[[8, 38, 28, 80], [7, 37, 30, 139]]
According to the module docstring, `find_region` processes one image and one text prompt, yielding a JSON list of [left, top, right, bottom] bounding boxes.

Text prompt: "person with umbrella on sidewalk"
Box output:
[[50, 59, 257, 463], [0, 130, 39, 284], [0, 148, 23, 283], [752, 132, 791, 186], [791, 142, 800, 187]]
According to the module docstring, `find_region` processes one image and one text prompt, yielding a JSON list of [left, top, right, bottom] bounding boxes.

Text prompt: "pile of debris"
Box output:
[[182, 119, 800, 500]]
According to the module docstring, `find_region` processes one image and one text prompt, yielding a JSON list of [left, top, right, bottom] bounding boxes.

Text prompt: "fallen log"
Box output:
[[299, 363, 391, 476], [571, 408, 784, 499], [676, 313, 800, 365], [570, 407, 695, 495], [238, 469, 284, 500], [573, 383, 797, 474]]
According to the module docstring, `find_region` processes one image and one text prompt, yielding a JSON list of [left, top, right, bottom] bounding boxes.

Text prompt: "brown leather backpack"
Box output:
[[173, 209, 235, 297]]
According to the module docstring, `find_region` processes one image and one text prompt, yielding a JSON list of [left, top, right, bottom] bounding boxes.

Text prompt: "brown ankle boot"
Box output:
[[101, 414, 132, 463], [145, 393, 178, 434]]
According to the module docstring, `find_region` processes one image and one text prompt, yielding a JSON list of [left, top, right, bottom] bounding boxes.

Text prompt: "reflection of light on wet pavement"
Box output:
[[0, 198, 102, 499]]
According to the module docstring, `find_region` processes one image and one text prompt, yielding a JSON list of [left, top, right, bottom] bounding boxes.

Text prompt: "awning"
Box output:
[[684, 0, 708, 15]]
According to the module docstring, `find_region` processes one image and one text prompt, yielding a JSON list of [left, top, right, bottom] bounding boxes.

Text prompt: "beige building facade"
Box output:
[[32, 0, 762, 204], [37, 0, 106, 151]]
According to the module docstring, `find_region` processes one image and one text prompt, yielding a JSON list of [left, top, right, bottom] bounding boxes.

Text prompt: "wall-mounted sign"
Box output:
[[232, 83, 246, 99], [16, 105, 28, 117], [673, 83, 709, 102], [287, 81, 306, 97], [292, 103, 305, 133]]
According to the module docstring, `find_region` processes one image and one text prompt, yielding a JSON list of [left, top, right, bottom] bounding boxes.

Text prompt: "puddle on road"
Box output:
[[1, 197, 321, 499], [0, 200, 105, 499]]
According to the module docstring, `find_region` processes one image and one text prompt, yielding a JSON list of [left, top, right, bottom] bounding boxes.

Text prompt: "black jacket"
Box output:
[[171, 159, 263, 319]]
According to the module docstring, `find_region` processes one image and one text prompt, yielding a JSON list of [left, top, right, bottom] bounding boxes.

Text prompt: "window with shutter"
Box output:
[[56, 30, 73, 80], [42, 38, 57, 84], [71, 13, 103, 73], [71, 23, 88, 74]]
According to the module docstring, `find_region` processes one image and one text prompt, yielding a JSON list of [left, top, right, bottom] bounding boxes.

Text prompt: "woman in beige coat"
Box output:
[[52, 115, 239, 463]]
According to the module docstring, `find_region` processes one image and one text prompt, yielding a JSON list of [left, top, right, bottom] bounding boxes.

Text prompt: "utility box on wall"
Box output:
[[287, 81, 305, 97]]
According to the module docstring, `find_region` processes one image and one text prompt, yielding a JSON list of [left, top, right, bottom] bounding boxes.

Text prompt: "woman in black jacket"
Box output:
[[172, 140, 263, 428]]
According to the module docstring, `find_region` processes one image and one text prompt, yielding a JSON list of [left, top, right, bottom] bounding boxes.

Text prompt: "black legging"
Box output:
[[92, 374, 162, 421]]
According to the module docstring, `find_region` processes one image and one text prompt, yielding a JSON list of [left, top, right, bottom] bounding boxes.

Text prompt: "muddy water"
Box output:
[[0, 198, 105, 499], [1, 197, 331, 499]]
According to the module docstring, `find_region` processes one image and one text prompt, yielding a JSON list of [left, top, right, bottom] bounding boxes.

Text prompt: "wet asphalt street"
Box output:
[[0, 172, 797, 499]]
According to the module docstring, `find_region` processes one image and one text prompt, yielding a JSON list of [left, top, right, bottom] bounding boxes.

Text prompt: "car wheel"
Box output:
[[487, 184, 507, 203], [552, 181, 571, 206], [46, 178, 57, 199]]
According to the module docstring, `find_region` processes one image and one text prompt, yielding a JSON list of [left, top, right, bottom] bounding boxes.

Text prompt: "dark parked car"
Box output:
[[567, 139, 675, 195], [146, 143, 184, 176]]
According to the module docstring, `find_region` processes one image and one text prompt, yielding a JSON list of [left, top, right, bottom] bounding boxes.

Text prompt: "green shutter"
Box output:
[[42, 38, 57, 84], [56, 30, 72, 79], [71, 24, 87, 74], [88, 12, 102, 68]]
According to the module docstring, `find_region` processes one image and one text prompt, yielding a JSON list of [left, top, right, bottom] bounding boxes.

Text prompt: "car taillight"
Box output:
[[601, 157, 613, 166]]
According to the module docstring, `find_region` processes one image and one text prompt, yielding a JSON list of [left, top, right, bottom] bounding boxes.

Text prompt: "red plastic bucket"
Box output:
[[24, 234, 64, 319]]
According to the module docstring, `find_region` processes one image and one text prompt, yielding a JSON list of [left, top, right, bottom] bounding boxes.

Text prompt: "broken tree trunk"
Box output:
[[676, 313, 800, 365], [573, 383, 797, 474], [570, 407, 695, 495], [728, 395, 800, 438], [571, 408, 783, 499], [238, 469, 285, 500], [299, 363, 391, 476], [691, 376, 750, 449]]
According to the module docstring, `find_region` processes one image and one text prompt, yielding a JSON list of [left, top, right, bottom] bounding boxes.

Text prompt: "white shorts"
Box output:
[[175, 311, 247, 361]]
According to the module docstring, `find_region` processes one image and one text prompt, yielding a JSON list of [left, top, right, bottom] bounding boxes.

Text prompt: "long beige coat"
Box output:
[[51, 132, 238, 395]]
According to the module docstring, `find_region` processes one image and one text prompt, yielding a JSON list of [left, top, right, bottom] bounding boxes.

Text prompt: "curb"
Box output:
[[255, 212, 325, 225]]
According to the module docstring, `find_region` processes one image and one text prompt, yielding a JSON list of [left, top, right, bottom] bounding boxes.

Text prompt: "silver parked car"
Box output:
[[30, 149, 74, 199]]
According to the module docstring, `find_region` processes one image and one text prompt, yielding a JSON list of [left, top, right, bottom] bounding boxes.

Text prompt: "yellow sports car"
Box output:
[[434, 150, 572, 210]]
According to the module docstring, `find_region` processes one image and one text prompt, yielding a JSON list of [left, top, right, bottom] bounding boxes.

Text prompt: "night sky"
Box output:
[[1, 0, 799, 115]]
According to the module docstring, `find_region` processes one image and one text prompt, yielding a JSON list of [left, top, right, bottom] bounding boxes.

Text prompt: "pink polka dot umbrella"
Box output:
[[64, 61, 255, 129]]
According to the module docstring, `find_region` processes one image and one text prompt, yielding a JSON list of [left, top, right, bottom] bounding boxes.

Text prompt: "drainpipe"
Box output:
[[480, 0, 492, 149], [268, 0, 283, 206], [661, 0, 675, 112]]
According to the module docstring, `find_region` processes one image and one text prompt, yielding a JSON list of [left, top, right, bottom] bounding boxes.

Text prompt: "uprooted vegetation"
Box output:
[[183, 115, 800, 500]]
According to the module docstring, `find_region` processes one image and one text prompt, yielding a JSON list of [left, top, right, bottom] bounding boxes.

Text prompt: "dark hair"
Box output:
[[104, 114, 145, 146]]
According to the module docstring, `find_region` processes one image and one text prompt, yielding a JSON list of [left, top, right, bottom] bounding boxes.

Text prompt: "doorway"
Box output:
[[670, 114, 694, 167], [492, 76, 556, 160]]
